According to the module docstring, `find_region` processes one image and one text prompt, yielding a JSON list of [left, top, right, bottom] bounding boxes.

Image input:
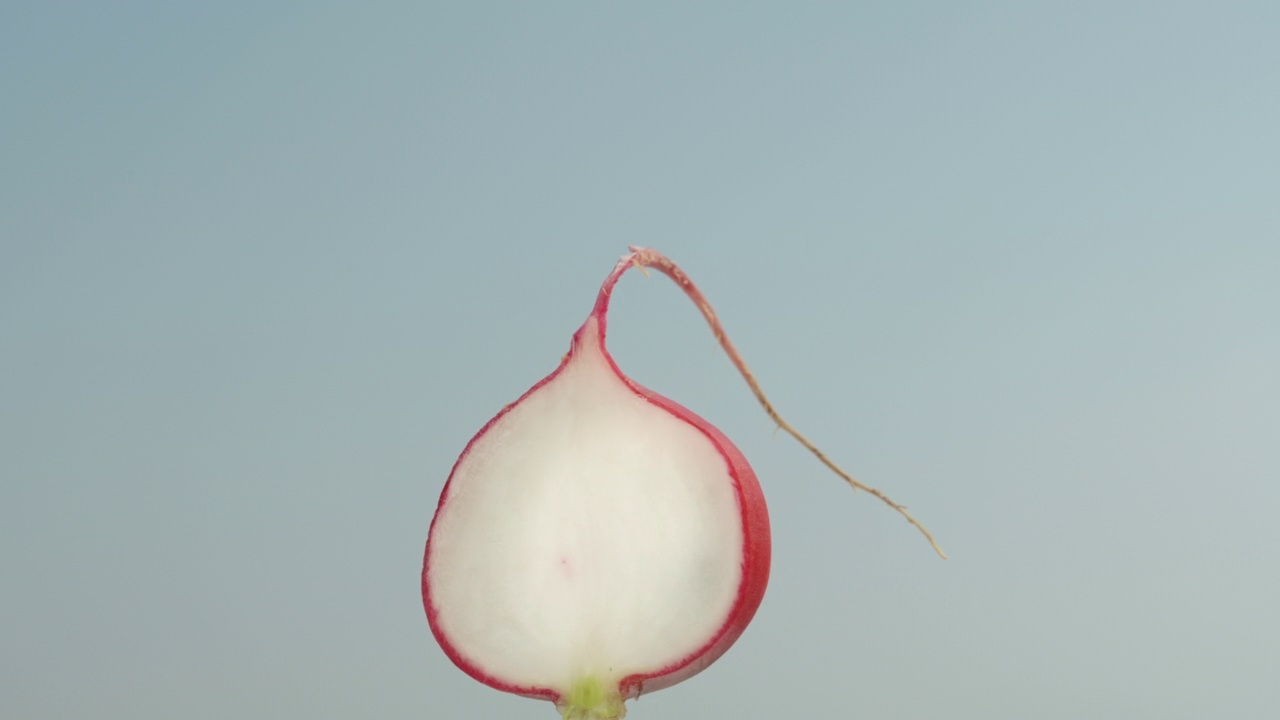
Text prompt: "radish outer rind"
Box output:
[[423, 253, 771, 719]]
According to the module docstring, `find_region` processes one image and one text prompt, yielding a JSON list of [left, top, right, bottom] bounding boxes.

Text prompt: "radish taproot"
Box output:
[[422, 247, 943, 720]]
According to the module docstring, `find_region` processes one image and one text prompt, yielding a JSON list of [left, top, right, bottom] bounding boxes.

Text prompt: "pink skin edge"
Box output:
[[422, 248, 772, 705]]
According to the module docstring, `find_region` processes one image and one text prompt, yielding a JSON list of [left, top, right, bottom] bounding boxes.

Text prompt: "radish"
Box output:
[[422, 248, 943, 720]]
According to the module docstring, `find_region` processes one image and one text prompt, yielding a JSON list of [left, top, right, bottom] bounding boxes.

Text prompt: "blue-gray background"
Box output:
[[3, 2, 1277, 718]]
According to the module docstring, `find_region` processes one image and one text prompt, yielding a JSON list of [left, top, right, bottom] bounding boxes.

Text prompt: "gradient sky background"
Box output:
[[3, 2, 1278, 719]]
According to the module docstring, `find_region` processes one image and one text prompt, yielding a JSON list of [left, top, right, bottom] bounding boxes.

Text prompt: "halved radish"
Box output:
[[423, 248, 941, 720]]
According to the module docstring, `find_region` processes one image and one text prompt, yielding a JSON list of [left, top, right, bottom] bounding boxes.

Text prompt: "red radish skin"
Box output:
[[423, 250, 769, 718]]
